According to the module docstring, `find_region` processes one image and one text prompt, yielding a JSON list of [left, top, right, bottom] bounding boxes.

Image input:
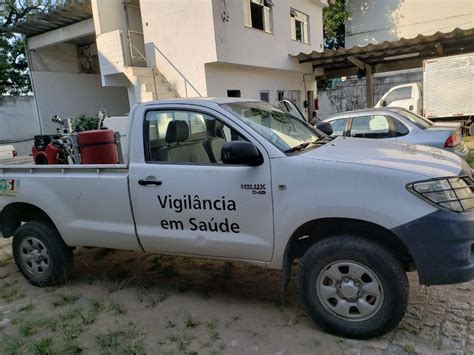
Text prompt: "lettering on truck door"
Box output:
[[129, 109, 274, 261]]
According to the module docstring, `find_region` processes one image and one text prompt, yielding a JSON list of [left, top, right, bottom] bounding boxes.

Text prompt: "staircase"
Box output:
[[124, 67, 179, 103]]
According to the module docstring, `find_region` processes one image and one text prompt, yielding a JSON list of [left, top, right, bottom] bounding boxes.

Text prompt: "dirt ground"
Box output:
[[0, 238, 473, 355]]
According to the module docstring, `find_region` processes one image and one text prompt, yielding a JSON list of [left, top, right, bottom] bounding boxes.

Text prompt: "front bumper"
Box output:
[[392, 209, 474, 286]]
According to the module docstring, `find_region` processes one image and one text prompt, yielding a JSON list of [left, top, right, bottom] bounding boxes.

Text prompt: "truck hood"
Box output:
[[300, 137, 463, 178]]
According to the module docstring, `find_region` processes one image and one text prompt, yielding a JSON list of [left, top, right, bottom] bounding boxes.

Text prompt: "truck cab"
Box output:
[[375, 83, 423, 115]]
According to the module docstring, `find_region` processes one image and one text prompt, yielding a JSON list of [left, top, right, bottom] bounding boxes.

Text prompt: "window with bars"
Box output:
[[290, 8, 309, 44], [243, 0, 273, 33]]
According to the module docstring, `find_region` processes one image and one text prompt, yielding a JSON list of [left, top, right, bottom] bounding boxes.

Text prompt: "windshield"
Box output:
[[396, 109, 433, 129], [221, 101, 321, 153]]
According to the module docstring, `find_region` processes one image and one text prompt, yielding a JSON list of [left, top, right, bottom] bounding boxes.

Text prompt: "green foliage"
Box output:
[[323, 0, 351, 50], [0, 1, 72, 95], [73, 114, 101, 132], [0, 32, 30, 95], [319, 0, 351, 90]]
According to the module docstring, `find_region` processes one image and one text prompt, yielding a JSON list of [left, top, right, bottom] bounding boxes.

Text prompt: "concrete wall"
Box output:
[[212, 0, 323, 72], [205, 62, 315, 109], [29, 43, 81, 73], [346, 0, 474, 47], [91, 0, 129, 35], [140, 0, 218, 97], [27, 31, 131, 134], [0, 96, 40, 155], [32, 71, 130, 134], [318, 70, 422, 118]]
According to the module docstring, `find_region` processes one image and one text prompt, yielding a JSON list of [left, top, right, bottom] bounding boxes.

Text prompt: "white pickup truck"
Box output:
[[1, 98, 473, 339]]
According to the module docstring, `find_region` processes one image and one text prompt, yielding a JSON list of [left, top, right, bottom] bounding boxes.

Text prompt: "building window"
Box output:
[[243, 0, 272, 33], [260, 91, 270, 102], [277, 90, 285, 101], [227, 90, 241, 98], [291, 9, 309, 44]]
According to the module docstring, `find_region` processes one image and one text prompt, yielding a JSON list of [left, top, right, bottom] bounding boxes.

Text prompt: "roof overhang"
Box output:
[[2, 0, 92, 38], [292, 27, 474, 79]]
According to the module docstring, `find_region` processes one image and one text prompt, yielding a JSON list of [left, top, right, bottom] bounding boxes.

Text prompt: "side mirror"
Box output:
[[381, 99, 387, 107], [222, 141, 263, 166], [316, 121, 333, 136]]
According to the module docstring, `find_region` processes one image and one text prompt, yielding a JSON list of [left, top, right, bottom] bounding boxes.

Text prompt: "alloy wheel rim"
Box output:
[[20, 237, 50, 277], [316, 260, 384, 322]]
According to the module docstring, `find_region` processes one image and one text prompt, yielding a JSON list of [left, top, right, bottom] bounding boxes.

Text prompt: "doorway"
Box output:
[[124, 0, 146, 67]]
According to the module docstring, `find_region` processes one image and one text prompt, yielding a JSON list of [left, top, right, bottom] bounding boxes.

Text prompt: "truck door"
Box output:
[[376, 85, 417, 112], [129, 108, 274, 262], [278, 98, 307, 122]]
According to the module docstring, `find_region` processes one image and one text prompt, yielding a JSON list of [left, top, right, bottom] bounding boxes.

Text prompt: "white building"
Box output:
[[345, 0, 474, 47], [10, 0, 328, 134]]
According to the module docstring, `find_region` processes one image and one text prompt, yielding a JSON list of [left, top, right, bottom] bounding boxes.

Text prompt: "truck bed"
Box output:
[[0, 163, 142, 252]]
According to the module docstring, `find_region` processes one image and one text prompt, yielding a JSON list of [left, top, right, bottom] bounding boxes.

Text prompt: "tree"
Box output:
[[323, 0, 351, 50], [0, 1, 68, 95], [0, 32, 30, 95]]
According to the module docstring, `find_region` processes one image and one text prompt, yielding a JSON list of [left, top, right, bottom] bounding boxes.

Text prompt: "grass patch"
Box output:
[[31, 337, 54, 355], [0, 280, 24, 302], [88, 297, 127, 316], [0, 254, 12, 267], [96, 323, 145, 355], [51, 293, 79, 307], [466, 151, 474, 167]]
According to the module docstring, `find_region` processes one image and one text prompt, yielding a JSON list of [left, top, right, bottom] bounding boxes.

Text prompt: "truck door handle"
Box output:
[[138, 179, 162, 186]]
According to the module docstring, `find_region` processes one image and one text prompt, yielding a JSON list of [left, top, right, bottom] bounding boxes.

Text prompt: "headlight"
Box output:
[[407, 176, 474, 212]]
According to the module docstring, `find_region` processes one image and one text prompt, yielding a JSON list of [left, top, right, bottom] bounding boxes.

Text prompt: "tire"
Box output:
[[12, 221, 73, 287], [299, 235, 408, 339], [469, 122, 474, 137]]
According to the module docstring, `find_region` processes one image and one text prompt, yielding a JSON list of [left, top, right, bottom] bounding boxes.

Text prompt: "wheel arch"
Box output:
[[0, 202, 56, 238], [281, 217, 416, 291]]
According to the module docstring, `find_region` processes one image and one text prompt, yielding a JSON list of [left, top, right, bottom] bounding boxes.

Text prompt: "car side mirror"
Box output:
[[222, 141, 263, 166], [316, 121, 333, 136]]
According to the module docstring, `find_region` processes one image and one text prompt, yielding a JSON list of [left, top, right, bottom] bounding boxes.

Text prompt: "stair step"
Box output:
[[141, 82, 171, 92], [128, 67, 154, 76], [153, 91, 178, 100]]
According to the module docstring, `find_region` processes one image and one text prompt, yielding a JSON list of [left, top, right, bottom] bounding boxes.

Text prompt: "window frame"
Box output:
[[143, 108, 259, 166], [227, 89, 241, 98], [347, 114, 409, 139], [243, 0, 273, 34], [260, 90, 270, 102], [290, 8, 310, 44], [384, 86, 413, 105], [327, 117, 350, 137]]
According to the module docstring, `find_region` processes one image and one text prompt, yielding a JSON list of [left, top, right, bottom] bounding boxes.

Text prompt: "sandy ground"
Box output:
[[0, 238, 473, 355]]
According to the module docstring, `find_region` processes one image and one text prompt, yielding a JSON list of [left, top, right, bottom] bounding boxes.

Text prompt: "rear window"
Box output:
[[396, 109, 432, 130]]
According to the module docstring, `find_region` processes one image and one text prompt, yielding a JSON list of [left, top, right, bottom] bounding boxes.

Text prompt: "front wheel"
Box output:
[[299, 236, 408, 339], [12, 221, 73, 286]]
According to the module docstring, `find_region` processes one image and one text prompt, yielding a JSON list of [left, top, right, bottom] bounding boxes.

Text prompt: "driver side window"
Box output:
[[145, 110, 245, 164]]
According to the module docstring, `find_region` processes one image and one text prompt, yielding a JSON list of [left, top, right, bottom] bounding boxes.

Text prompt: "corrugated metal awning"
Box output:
[[292, 27, 474, 79], [3, 0, 92, 37]]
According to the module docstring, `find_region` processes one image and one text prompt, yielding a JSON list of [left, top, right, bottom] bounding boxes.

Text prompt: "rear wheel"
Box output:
[[299, 235, 408, 339], [12, 221, 73, 286]]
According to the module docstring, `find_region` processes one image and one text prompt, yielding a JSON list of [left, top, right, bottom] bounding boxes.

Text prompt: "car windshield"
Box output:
[[396, 109, 433, 129], [221, 101, 322, 153]]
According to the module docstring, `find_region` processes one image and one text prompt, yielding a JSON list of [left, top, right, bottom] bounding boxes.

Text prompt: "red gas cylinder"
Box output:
[[78, 130, 118, 164]]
